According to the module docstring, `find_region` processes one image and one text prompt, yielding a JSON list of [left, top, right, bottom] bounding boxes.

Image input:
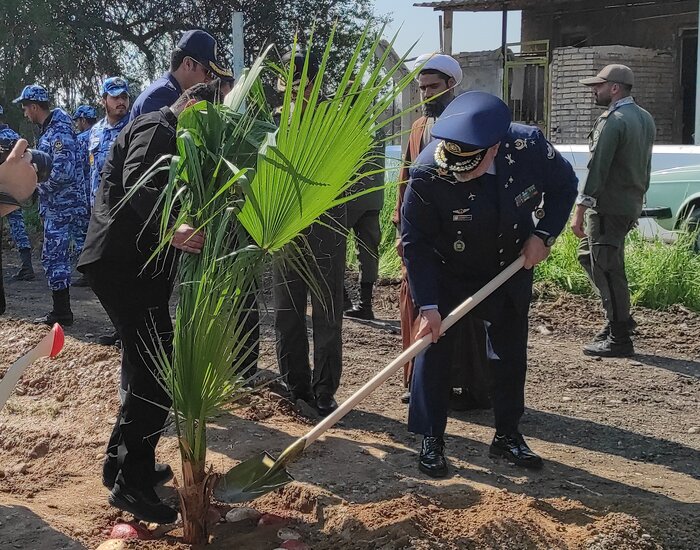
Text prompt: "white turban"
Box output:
[[413, 53, 463, 86]]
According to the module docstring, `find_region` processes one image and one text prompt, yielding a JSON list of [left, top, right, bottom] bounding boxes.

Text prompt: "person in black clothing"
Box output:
[[272, 50, 347, 417], [77, 83, 219, 524]]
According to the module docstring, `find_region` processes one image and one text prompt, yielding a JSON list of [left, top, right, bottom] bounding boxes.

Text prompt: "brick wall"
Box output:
[[550, 46, 675, 144], [454, 49, 503, 96]]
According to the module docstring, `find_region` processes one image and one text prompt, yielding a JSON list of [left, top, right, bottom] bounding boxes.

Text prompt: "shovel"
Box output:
[[215, 257, 526, 503], [0, 323, 65, 410]]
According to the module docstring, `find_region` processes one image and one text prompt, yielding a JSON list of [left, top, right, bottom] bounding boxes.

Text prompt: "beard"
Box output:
[[422, 95, 451, 118]]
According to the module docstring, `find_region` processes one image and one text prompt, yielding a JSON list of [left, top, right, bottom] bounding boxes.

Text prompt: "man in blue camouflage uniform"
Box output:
[[0, 118, 36, 281], [402, 92, 577, 476], [88, 78, 130, 204], [73, 105, 97, 209], [84, 78, 131, 342], [69, 105, 97, 280], [14, 84, 84, 325]]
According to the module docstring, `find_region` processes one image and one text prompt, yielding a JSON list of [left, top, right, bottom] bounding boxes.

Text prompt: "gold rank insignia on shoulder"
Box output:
[[514, 139, 527, 150]]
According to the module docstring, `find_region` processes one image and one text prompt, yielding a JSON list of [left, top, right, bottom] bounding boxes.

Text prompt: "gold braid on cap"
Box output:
[[435, 141, 484, 173], [444, 141, 484, 157]]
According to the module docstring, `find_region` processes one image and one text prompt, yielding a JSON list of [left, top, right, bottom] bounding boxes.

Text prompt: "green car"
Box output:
[[642, 164, 700, 248]]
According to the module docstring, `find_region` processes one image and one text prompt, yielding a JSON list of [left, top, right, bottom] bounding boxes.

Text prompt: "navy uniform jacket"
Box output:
[[130, 72, 182, 121], [401, 124, 577, 314]]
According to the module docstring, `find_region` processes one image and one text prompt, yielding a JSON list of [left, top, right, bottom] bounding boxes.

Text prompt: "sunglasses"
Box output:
[[187, 57, 217, 81]]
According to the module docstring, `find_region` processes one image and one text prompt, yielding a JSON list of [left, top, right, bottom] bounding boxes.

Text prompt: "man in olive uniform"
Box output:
[[344, 141, 384, 320], [573, 65, 655, 357], [402, 92, 577, 477]]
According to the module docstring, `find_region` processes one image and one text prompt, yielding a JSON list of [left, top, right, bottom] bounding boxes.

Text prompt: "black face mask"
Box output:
[[422, 94, 451, 118]]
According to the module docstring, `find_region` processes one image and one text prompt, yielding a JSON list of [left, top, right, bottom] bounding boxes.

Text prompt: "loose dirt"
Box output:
[[0, 250, 698, 549]]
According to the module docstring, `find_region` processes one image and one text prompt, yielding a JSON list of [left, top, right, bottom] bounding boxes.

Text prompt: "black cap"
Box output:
[[281, 49, 320, 86], [177, 30, 233, 79]]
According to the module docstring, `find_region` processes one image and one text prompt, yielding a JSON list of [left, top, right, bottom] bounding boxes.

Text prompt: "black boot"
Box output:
[[34, 288, 74, 326], [345, 282, 375, 320], [583, 320, 634, 357], [489, 432, 543, 469], [109, 481, 178, 524], [12, 248, 35, 281], [102, 457, 174, 490], [593, 317, 637, 342], [418, 436, 448, 478]]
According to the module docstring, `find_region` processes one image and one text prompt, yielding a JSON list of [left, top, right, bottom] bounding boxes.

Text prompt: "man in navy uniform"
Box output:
[[401, 92, 577, 476], [131, 29, 232, 119]]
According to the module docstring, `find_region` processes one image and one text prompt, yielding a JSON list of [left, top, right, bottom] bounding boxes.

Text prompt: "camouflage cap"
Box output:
[[0, 127, 21, 152], [13, 84, 50, 103], [102, 76, 129, 97], [73, 105, 98, 120]]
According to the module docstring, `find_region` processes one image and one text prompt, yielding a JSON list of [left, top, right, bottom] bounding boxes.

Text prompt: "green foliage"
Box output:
[[0, 0, 381, 127], [371, 193, 700, 311], [533, 230, 592, 295], [125, 26, 416, 496], [625, 230, 700, 311]]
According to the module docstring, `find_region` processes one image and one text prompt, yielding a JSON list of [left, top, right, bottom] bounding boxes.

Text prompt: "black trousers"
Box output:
[[408, 274, 531, 437], [345, 207, 381, 284], [273, 212, 346, 399], [86, 260, 173, 490]]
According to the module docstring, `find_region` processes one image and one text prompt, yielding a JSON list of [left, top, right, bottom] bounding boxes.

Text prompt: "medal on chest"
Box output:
[[453, 230, 465, 253]]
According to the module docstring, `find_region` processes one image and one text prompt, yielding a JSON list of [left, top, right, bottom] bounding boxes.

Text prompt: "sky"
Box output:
[[373, 0, 522, 60]]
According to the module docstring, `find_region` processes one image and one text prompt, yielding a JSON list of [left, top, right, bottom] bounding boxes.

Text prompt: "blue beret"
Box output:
[[431, 91, 511, 149], [13, 84, 49, 104], [73, 105, 97, 120], [178, 29, 232, 79], [102, 76, 129, 97]]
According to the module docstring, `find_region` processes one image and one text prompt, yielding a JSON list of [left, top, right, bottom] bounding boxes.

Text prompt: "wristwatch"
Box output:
[[533, 230, 556, 247]]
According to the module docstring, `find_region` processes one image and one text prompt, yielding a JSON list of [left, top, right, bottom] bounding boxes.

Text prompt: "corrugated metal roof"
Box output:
[[413, 0, 577, 10], [413, 0, 683, 11]]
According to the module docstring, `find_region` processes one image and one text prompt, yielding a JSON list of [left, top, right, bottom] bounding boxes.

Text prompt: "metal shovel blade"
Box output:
[[214, 452, 295, 503]]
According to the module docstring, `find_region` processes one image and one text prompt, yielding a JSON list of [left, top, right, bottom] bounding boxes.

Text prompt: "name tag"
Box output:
[[515, 185, 539, 207], [453, 214, 473, 221]]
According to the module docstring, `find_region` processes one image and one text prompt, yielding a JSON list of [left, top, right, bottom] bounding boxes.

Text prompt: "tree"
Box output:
[[0, 0, 380, 132]]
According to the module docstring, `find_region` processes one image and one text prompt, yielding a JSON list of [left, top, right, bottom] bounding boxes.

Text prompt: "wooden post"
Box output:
[[231, 12, 245, 81], [443, 10, 454, 55]]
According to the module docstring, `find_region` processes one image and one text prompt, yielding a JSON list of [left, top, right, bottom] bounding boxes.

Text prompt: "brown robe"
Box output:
[[394, 117, 490, 405]]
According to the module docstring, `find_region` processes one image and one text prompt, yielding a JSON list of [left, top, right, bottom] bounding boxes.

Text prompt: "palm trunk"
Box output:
[[178, 458, 216, 544]]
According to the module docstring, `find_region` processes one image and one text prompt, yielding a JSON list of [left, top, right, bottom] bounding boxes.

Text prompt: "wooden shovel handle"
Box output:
[[303, 256, 526, 448]]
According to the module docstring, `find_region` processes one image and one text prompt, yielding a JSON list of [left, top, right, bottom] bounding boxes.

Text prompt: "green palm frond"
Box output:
[[121, 25, 419, 530]]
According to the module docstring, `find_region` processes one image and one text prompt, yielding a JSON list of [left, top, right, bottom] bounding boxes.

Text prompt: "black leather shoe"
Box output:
[[102, 459, 174, 490], [34, 310, 74, 326], [489, 433, 543, 469], [583, 338, 634, 357], [97, 331, 120, 346], [418, 436, 448, 478], [315, 393, 338, 416], [108, 482, 178, 524], [344, 305, 375, 320]]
